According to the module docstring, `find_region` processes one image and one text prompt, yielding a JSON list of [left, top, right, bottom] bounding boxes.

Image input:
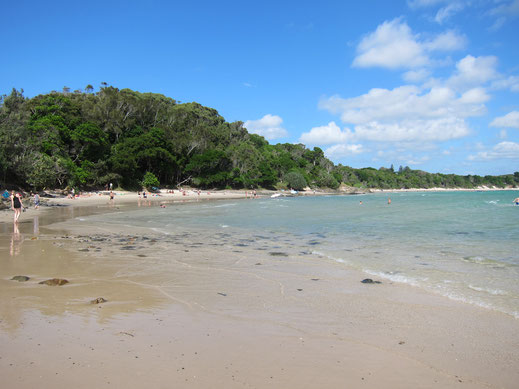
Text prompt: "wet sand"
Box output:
[[1, 196, 519, 388]]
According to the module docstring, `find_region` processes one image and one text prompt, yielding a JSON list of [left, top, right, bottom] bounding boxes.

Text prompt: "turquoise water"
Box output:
[[81, 191, 519, 318]]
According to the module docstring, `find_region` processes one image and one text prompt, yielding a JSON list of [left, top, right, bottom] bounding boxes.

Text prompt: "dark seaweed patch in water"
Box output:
[[270, 252, 289, 257], [310, 233, 326, 239], [120, 246, 136, 250], [307, 241, 321, 246], [235, 243, 248, 247]]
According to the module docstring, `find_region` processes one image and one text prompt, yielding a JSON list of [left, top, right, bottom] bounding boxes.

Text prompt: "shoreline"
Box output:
[[2, 185, 518, 225], [1, 189, 519, 388]]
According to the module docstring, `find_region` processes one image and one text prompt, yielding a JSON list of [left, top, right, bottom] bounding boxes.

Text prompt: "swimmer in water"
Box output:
[[513, 197, 519, 206]]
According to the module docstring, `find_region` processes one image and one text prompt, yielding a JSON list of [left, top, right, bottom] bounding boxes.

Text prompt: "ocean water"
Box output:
[[79, 191, 519, 318]]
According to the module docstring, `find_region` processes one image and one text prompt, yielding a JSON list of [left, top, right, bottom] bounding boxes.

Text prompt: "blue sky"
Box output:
[[2, 0, 518, 175]]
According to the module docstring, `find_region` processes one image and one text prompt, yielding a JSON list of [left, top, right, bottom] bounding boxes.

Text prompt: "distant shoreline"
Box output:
[[2, 185, 519, 224]]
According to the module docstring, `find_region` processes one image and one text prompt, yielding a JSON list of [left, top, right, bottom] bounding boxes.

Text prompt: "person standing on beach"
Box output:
[[33, 192, 40, 209], [11, 191, 23, 222]]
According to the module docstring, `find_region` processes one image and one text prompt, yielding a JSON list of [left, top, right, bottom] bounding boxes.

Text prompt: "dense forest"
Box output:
[[1, 86, 518, 191]]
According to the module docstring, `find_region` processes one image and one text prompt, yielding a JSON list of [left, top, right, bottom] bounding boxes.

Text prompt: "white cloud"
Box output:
[[434, 2, 466, 24], [468, 141, 519, 160], [490, 111, 519, 129], [324, 143, 365, 158], [407, 0, 468, 24], [458, 88, 490, 104], [320, 84, 485, 124], [316, 80, 494, 145], [352, 19, 428, 69], [404, 155, 430, 165], [244, 114, 288, 140], [409, 0, 519, 29], [491, 75, 519, 92], [299, 122, 350, 145], [403, 68, 431, 82], [346, 118, 469, 143], [423, 30, 467, 51], [448, 55, 499, 90], [352, 19, 467, 70], [489, 0, 519, 30]]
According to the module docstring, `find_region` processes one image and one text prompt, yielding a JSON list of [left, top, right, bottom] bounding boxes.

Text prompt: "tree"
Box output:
[[284, 171, 307, 190], [141, 171, 160, 189]]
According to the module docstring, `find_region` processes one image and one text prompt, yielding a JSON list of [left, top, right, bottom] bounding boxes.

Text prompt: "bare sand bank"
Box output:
[[1, 197, 518, 388]]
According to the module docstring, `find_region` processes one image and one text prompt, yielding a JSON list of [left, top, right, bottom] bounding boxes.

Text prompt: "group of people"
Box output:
[[6, 191, 40, 223]]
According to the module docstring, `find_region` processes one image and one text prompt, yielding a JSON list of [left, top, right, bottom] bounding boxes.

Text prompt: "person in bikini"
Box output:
[[11, 191, 24, 223]]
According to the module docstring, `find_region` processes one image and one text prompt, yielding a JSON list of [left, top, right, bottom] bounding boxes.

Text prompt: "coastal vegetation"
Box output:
[[1, 86, 518, 191]]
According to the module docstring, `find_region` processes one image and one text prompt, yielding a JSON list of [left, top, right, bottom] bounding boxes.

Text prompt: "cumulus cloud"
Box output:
[[423, 30, 467, 51], [244, 114, 288, 141], [324, 143, 365, 158], [344, 118, 469, 143], [320, 84, 485, 124], [458, 88, 490, 105], [314, 80, 496, 146], [352, 18, 466, 70], [491, 75, 519, 92], [448, 55, 499, 90], [468, 141, 519, 160], [490, 111, 519, 129], [352, 19, 428, 69], [299, 122, 350, 145], [403, 68, 431, 83]]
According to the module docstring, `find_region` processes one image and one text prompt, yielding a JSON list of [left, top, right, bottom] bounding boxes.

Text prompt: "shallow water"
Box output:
[[64, 191, 519, 318]]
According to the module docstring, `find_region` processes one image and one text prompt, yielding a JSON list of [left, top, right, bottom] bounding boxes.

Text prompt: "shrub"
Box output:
[[284, 171, 307, 190], [141, 171, 160, 189]]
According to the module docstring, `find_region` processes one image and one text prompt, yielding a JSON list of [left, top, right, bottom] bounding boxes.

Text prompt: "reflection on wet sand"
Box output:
[[9, 222, 22, 256], [33, 215, 39, 235], [0, 229, 170, 334]]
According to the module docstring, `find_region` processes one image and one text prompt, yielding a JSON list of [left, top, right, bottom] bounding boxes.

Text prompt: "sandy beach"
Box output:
[[1, 192, 518, 388]]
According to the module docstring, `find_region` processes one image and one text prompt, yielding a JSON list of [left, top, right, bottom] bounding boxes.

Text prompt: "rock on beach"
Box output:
[[39, 278, 69, 286]]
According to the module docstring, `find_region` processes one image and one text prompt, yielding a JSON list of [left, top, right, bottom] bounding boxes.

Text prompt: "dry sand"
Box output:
[[1, 193, 518, 388]]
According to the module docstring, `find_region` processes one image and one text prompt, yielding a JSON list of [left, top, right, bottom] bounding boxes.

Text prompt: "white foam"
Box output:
[[212, 203, 237, 208], [364, 270, 425, 287], [312, 250, 349, 265], [150, 227, 171, 235], [468, 285, 508, 296]]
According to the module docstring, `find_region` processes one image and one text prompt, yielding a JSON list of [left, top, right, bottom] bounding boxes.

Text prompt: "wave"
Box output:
[[461, 256, 514, 267], [468, 285, 508, 296], [363, 270, 426, 287]]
